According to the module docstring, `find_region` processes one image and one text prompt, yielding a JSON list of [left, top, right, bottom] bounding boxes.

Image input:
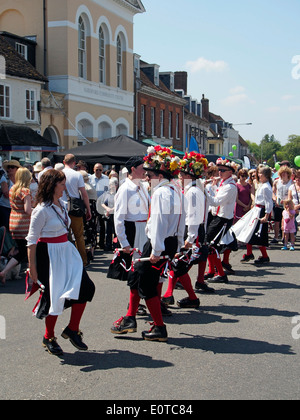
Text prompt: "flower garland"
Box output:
[[179, 152, 208, 178], [216, 157, 239, 172], [143, 145, 181, 177]]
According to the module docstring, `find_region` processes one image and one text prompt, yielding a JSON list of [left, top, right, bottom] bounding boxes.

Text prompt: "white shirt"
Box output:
[[114, 177, 149, 248], [255, 182, 273, 214], [89, 174, 109, 198], [26, 200, 70, 246], [146, 179, 185, 256], [62, 167, 85, 200], [184, 181, 205, 243], [38, 166, 53, 182], [207, 176, 237, 219]]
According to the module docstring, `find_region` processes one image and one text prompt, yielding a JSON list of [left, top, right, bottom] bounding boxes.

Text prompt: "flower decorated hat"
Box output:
[[143, 145, 181, 178], [179, 152, 208, 178], [216, 157, 239, 173]]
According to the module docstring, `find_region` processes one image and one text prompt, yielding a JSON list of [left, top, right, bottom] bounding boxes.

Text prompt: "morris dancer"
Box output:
[[111, 146, 185, 342], [162, 152, 213, 308], [107, 156, 149, 280], [26, 170, 95, 356], [205, 158, 238, 284]]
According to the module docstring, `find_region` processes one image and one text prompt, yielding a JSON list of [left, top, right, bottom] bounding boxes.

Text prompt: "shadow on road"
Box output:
[[59, 349, 174, 372], [168, 333, 296, 355]]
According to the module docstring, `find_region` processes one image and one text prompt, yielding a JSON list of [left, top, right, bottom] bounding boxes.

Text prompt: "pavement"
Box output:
[[1, 239, 300, 401]]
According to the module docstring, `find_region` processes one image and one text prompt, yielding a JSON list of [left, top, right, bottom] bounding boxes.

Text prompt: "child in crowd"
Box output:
[[281, 199, 296, 251]]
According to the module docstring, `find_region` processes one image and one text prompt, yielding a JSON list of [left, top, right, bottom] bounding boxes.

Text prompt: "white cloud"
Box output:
[[265, 106, 281, 113], [222, 86, 255, 106], [288, 105, 300, 112], [186, 57, 228, 73], [282, 94, 294, 101]]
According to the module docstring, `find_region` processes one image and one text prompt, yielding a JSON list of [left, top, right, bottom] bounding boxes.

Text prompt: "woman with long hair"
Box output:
[[26, 170, 95, 356], [0, 167, 32, 285]]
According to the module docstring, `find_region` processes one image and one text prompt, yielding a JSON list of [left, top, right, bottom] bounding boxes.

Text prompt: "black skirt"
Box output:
[[107, 221, 136, 281], [35, 242, 95, 320], [248, 208, 269, 247]]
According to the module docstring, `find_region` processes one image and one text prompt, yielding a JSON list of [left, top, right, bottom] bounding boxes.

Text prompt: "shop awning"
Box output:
[[0, 125, 58, 152]]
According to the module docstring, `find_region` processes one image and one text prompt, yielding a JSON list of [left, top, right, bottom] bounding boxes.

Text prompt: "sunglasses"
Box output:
[[95, 169, 103, 172], [219, 169, 230, 173], [7, 166, 18, 170]]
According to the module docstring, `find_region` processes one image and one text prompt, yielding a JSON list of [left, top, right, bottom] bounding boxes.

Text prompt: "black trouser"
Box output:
[[129, 237, 178, 300]]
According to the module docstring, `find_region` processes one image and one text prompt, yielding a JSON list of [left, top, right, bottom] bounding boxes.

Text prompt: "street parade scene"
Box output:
[[0, 0, 300, 403]]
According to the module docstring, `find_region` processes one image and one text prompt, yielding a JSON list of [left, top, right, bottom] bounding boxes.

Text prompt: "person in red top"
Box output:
[[0, 167, 32, 285]]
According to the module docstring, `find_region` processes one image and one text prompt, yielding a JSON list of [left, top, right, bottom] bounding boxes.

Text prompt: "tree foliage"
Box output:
[[246, 134, 300, 167]]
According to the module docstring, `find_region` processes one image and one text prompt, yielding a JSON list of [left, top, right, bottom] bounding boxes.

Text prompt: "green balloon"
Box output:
[[232, 145, 237, 150], [294, 156, 300, 167], [275, 163, 280, 171], [229, 152, 233, 157]]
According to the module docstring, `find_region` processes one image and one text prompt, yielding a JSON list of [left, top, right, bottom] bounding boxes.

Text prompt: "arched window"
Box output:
[[78, 16, 86, 79], [99, 27, 105, 84], [117, 35, 122, 89]]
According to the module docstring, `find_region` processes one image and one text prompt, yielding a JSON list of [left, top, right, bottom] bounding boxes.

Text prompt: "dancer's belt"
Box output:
[[38, 234, 68, 243], [256, 205, 265, 209]]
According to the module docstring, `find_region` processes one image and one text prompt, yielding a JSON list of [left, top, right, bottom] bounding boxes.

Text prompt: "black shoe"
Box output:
[[204, 272, 215, 280], [241, 253, 255, 263], [161, 295, 175, 306], [61, 327, 88, 351], [137, 304, 147, 316], [254, 256, 270, 264], [110, 316, 137, 334], [208, 274, 229, 284], [222, 262, 235, 274], [42, 336, 64, 356], [177, 297, 200, 309], [174, 281, 184, 290], [142, 324, 168, 342], [195, 281, 215, 294], [161, 301, 172, 316]]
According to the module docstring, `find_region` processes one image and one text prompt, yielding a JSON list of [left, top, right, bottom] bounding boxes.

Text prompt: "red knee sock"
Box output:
[[44, 315, 58, 339], [178, 273, 198, 300], [197, 261, 207, 284], [223, 249, 231, 265], [163, 270, 178, 298], [259, 246, 268, 258], [126, 289, 141, 317], [146, 296, 164, 326], [246, 244, 253, 255], [68, 303, 87, 332], [211, 252, 225, 276], [207, 255, 216, 275]]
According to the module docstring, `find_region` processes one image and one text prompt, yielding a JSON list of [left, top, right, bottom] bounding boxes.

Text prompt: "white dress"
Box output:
[[27, 200, 83, 316]]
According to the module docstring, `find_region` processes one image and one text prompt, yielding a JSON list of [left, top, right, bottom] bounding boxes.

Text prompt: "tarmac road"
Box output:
[[1, 242, 300, 401]]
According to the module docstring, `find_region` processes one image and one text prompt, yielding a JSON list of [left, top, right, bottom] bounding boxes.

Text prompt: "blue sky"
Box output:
[[133, 0, 300, 145]]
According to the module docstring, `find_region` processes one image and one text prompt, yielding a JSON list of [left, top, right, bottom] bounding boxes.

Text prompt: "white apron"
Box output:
[[48, 241, 83, 316], [231, 206, 261, 244]]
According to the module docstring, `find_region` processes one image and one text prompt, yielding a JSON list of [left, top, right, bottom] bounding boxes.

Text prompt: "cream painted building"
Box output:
[[0, 0, 145, 150]]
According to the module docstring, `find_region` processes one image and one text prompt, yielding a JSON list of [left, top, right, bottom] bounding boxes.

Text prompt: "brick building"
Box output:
[[135, 58, 186, 150]]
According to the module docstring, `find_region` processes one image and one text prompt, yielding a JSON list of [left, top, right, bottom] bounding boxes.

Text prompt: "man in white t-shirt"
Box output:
[[89, 163, 109, 249], [63, 154, 91, 266]]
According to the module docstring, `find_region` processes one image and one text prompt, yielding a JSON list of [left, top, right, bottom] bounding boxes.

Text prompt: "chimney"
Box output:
[[201, 94, 209, 120], [174, 71, 188, 95]]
